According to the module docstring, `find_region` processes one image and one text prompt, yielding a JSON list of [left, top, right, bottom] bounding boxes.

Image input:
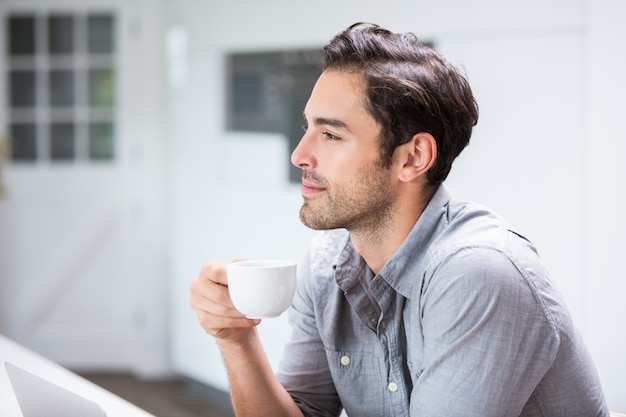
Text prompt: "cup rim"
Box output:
[[227, 259, 296, 269]]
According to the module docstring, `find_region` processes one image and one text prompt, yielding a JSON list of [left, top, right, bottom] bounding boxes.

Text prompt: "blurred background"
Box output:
[[0, 0, 624, 413]]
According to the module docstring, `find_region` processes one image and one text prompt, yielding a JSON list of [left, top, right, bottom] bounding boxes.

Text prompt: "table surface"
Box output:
[[0, 334, 154, 416]]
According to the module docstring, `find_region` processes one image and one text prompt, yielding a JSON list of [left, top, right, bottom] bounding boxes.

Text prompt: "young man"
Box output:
[[190, 23, 608, 416]]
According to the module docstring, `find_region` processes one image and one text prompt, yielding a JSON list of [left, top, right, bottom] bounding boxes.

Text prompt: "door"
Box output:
[[0, 0, 168, 374]]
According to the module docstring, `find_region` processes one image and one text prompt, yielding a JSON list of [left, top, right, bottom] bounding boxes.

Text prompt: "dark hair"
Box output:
[[322, 22, 479, 185]]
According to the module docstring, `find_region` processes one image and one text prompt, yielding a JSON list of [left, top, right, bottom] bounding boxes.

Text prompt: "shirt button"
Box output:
[[340, 355, 351, 366], [388, 382, 399, 392]]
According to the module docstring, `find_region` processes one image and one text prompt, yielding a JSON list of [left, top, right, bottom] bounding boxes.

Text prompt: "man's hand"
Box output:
[[190, 260, 304, 417], [190, 260, 260, 344]]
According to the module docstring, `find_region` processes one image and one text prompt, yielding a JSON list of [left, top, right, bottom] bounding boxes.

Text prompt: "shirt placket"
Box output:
[[373, 278, 410, 417]]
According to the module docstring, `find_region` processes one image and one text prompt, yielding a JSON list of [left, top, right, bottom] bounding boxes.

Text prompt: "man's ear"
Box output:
[[397, 132, 437, 183]]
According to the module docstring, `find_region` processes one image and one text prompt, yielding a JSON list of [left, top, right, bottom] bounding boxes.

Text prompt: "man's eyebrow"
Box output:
[[304, 113, 352, 133]]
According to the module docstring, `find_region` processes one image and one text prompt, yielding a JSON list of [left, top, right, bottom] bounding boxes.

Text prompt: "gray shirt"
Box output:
[[277, 186, 608, 416]]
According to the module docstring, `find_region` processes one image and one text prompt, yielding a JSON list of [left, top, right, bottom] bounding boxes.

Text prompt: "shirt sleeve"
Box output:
[[409, 245, 560, 417], [276, 248, 343, 417]]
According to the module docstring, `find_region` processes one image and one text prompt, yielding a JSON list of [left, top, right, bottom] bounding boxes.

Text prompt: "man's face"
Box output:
[[291, 70, 396, 232]]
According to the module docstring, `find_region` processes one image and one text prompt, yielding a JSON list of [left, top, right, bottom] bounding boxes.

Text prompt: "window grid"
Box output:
[[5, 11, 116, 163]]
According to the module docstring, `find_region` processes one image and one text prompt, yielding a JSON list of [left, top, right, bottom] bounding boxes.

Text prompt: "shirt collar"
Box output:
[[376, 184, 451, 298], [331, 185, 452, 298]]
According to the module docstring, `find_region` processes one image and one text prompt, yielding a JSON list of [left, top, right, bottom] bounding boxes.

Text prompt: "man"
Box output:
[[190, 23, 608, 416]]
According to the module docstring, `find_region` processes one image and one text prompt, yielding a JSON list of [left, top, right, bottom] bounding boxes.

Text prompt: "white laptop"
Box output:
[[4, 361, 107, 417]]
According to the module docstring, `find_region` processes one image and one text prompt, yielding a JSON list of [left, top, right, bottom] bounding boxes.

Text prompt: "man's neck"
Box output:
[[350, 186, 435, 275]]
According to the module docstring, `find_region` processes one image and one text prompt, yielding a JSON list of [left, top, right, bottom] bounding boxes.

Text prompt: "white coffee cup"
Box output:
[[226, 260, 297, 319]]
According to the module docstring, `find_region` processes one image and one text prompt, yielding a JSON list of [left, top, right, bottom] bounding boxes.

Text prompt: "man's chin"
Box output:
[[299, 208, 331, 231]]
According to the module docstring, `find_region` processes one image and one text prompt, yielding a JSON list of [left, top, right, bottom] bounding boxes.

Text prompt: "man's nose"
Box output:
[[290, 132, 313, 170]]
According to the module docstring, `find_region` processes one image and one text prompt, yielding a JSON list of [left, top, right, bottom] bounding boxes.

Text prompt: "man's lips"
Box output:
[[301, 181, 326, 196]]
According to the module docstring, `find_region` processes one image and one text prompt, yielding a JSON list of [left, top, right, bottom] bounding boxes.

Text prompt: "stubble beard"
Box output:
[[298, 161, 395, 241]]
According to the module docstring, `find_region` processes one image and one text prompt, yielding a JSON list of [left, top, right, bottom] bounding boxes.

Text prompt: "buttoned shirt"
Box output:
[[276, 185, 608, 416]]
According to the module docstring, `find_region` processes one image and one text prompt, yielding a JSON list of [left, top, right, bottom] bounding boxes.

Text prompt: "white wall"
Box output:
[[0, 0, 171, 376], [585, 0, 626, 407], [166, 0, 626, 410]]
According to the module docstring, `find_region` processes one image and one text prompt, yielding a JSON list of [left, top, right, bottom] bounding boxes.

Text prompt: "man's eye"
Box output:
[[323, 131, 340, 141], [301, 124, 308, 132]]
